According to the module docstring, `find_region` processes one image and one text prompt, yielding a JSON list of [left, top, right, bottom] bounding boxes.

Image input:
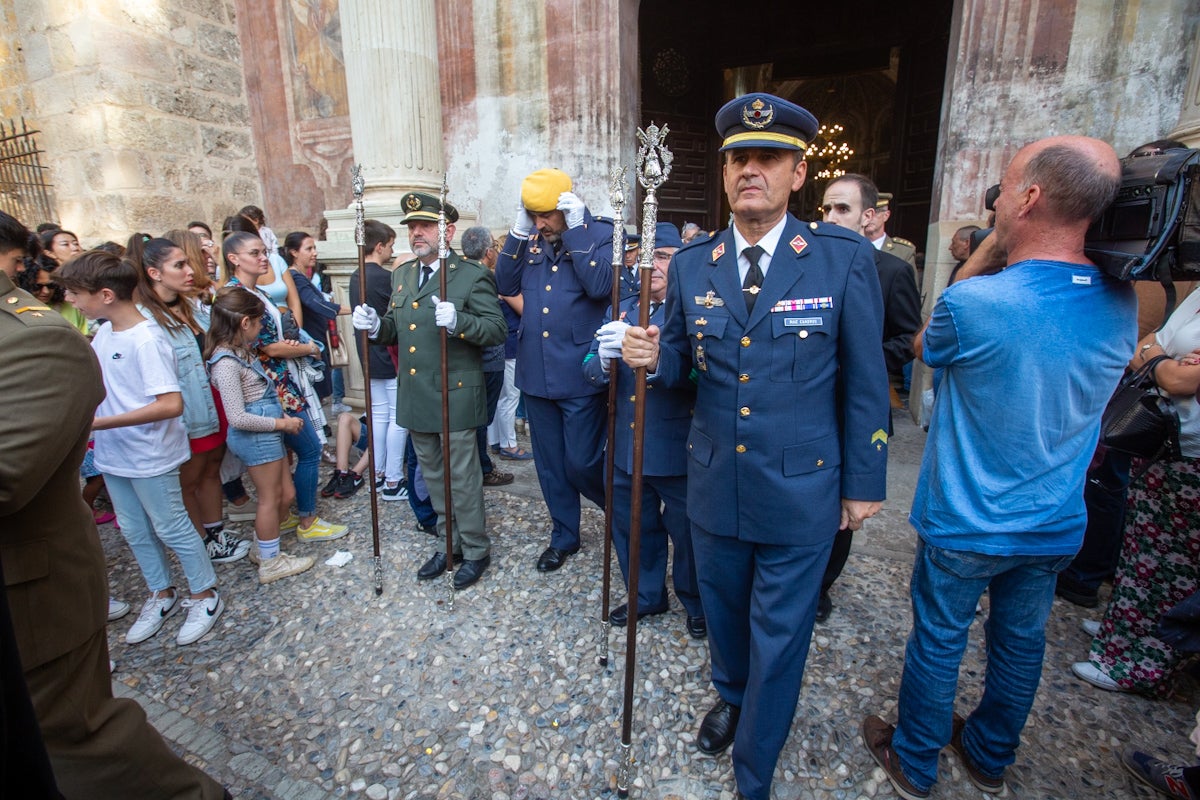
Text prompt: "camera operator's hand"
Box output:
[[952, 230, 1007, 284]]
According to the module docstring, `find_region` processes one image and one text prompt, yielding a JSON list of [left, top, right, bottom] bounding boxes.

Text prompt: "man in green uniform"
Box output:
[[352, 193, 507, 589]]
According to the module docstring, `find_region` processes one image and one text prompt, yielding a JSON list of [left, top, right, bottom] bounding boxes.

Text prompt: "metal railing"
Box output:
[[0, 118, 54, 225]]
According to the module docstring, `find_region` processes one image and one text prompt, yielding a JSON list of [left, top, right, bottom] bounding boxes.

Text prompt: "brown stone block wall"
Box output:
[[0, 0, 260, 242]]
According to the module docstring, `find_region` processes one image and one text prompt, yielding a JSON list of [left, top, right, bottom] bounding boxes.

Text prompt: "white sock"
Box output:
[[258, 537, 280, 561]]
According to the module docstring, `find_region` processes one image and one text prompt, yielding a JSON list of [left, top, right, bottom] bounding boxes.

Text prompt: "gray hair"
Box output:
[[461, 226, 493, 261], [1020, 144, 1120, 223]]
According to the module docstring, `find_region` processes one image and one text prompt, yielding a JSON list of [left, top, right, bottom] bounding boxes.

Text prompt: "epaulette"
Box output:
[[675, 231, 715, 255], [805, 220, 862, 241], [891, 236, 915, 247], [0, 292, 59, 327]]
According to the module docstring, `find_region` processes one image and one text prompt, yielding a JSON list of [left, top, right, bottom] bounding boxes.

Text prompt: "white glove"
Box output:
[[557, 191, 586, 229], [351, 304, 380, 338], [596, 319, 630, 342], [597, 338, 623, 360], [513, 203, 533, 237], [431, 295, 457, 332]]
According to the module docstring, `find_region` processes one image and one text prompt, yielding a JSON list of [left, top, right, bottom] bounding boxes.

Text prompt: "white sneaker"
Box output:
[[226, 499, 258, 523], [126, 592, 180, 644], [1071, 660, 1128, 692], [258, 552, 315, 584], [1081, 619, 1102, 637], [107, 597, 131, 622], [176, 592, 224, 645], [330, 401, 352, 415]]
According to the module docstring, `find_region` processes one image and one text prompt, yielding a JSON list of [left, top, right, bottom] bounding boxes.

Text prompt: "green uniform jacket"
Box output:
[[0, 271, 108, 668], [374, 251, 506, 433]]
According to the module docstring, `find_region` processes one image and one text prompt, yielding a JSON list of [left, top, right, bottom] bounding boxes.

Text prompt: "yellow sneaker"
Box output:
[[279, 513, 300, 533], [296, 517, 348, 542]]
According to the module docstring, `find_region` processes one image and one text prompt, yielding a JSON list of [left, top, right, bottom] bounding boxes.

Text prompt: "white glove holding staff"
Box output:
[[351, 304, 380, 338], [431, 295, 457, 333], [595, 319, 629, 370], [513, 203, 534, 237]]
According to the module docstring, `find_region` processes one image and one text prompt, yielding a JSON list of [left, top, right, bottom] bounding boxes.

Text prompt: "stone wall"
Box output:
[[0, 0, 260, 243]]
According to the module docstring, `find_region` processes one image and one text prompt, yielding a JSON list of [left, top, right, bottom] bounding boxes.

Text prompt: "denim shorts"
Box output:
[[226, 396, 286, 467]]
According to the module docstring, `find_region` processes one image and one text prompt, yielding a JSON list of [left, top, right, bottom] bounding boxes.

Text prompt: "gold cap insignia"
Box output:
[[404, 194, 422, 211], [742, 98, 775, 130]]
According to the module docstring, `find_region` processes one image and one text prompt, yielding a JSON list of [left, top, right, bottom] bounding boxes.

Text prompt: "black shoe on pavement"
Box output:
[[608, 601, 669, 627], [417, 551, 463, 580], [536, 545, 579, 572], [1054, 576, 1099, 608], [815, 590, 833, 623], [334, 471, 364, 499], [415, 522, 438, 536], [381, 480, 409, 501], [320, 470, 344, 497], [697, 699, 740, 755], [452, 555, 490, 589], [686, 615, 708, 639]]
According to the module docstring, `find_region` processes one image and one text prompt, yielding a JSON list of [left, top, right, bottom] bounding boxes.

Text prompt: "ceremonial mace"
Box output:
[[616, 122, 672, 799], [598, 166, 628, 668], [352, 165, 384, 596], [436, 177, 456, 608]]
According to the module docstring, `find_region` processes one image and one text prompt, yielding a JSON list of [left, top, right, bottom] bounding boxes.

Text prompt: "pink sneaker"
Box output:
[[93, 507, 116, 526]]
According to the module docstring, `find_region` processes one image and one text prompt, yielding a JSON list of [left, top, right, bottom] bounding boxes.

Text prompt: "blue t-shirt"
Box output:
[[910, 260, 1137, 555]]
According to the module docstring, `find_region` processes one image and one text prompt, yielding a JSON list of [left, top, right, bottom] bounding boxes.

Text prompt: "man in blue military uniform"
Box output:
[[495, 169, 614, 571], [623, 93, 891, 800], [582, 222, 705, 638]]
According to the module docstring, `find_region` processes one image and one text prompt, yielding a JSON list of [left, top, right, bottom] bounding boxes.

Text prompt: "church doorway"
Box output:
[[638, 0, 954, 260]]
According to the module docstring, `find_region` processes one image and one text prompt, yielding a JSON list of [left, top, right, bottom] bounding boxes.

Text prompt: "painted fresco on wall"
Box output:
[[285, 0, 349, 120]]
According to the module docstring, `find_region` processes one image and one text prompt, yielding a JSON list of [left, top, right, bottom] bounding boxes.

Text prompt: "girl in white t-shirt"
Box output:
[[57, 251, 224, 647]]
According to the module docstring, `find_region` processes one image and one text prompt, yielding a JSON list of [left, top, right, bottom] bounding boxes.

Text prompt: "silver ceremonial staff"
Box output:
[[617, 122, 672, 799], [599, 166, 628, 668], [436, 176, 456, 608], [352, 164, 384, 596]]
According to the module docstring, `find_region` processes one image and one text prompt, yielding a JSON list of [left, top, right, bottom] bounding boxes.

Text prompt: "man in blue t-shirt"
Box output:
[[862, 136, 1138, 799]]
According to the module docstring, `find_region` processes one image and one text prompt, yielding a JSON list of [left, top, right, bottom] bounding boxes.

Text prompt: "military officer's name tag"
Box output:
[[784, 316, 823, 327]]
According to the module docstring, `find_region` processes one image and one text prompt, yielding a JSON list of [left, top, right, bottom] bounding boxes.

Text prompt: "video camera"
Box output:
[[969, 146, 1200, 284]]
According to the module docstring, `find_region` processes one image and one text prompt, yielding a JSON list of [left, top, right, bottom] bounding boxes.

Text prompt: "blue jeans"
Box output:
[[331, 367, 345, 403], [282, 410, 322, 517], [892, 542, 1072, 791], [105, 469, 216, 595]]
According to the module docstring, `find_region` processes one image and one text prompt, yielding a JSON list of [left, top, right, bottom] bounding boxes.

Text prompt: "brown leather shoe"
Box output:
[[482, 470, 514, 487], [861, 715, 929, 800], [950, 713, 1005, 794]]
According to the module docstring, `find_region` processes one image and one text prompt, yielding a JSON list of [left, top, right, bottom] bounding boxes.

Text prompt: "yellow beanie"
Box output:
[[521, 168, 572, 213]]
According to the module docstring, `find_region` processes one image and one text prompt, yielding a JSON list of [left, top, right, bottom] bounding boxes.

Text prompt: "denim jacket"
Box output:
[[138, 304, 220, 439]]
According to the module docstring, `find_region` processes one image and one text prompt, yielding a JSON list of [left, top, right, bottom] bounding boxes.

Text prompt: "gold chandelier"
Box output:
[[809, 123, 854, 180]]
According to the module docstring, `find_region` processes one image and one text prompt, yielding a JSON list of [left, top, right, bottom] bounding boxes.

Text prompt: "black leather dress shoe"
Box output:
[[452, 555, 490, 589], [417, 551, 463, 580], [697, 699, 740, 755], [815, 590, 833, 623], [536, 545, 578, 572], [686, 615, 707, 639], [608, 601, 669, 627]]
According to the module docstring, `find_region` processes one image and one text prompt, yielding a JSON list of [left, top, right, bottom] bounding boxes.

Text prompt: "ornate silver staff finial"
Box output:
[[635, 123, 672, 272], [352, 164, 365, 248]]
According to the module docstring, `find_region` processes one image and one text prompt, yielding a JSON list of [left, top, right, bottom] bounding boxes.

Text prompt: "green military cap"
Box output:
[[400, 191, 459, 224], [875, 192, 893, 210]]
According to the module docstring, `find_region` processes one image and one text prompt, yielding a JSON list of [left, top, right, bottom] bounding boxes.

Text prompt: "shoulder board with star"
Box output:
[[804, 220, 861, 242], [891, 236, 914, 248]]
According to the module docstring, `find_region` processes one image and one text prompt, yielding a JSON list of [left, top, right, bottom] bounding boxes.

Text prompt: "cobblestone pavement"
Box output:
[[99, 414, 1198, 799]]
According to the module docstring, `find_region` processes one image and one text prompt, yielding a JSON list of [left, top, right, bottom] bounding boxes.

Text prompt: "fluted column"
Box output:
[[1169, 38, 1200, 147], [341, 0, 443, 203]]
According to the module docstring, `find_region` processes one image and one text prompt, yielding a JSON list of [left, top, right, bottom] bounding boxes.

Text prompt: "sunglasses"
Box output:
[[35, 282, 56, 290]]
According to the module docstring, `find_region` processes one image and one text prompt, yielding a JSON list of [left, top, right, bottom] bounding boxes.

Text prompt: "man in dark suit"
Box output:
[[582, 222, 704, 638], [817, 173, 921, 621], [623, 93, 891, 800], [353, 193, 507, 589], [0, 211, 228, 797], [494, 169, 615, 572]]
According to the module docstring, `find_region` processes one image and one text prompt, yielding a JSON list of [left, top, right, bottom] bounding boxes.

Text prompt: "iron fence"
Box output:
[[0, 118, 54, 225]]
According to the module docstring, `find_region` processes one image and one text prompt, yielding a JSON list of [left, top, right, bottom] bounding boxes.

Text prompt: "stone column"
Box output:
[[1169, 37, 1200, 147], [320, 0, 467, 405]]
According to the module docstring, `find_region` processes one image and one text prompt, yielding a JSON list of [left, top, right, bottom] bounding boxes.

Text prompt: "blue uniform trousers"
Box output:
[[692, 525, 833, 800], [611, 467, 701, 618], [524, 393, 606, 550]]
